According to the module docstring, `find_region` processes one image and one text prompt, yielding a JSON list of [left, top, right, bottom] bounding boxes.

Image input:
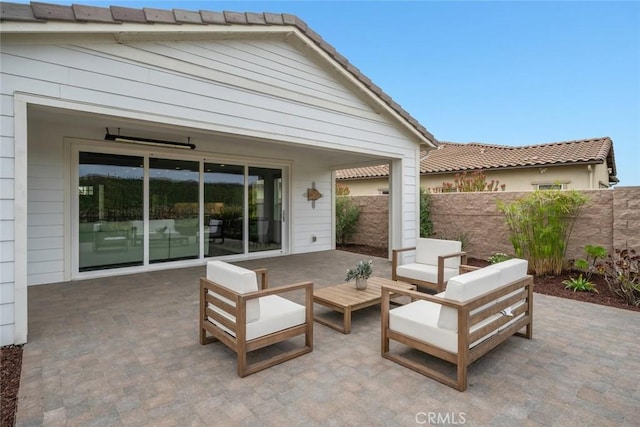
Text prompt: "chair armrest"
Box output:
[[438, 251, 467, 261], [459, 264, 480, 274], [437, 251, 467, 287], [253, 268, 268, 290], [391, 247, 416, 280], [241, 281, 313, 301]]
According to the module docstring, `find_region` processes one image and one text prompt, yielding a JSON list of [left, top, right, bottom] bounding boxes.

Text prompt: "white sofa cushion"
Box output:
[[396, 264, 459, 284], [415, 238, 462, 268], [437, 267, 502, 331], [390, 300, 502, 353], [490, 259, 528, 285], [206, 261, 260, 323], [491, 258, 529, 330], [390, 300, 457, 353], [246, 295, 306, 341]]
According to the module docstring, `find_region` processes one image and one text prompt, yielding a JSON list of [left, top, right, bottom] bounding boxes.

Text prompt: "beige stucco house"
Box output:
[[337, 138, 618, 195]]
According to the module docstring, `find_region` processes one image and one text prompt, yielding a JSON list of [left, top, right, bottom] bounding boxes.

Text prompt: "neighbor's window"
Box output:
[[536, 183, 566, 190]]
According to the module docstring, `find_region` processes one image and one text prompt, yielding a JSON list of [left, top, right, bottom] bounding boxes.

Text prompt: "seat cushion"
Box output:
[[437, 267, 501, 331], [246, 295, 306, 341], [206, 261, 260, 323], [390, 300, 501, 354], [396, 264, 459, 284], [415, 238, 462, 268], [390, 300, 457, 353]]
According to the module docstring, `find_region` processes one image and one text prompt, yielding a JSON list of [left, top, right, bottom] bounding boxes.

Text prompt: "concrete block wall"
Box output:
[[347, 187, 639, 262], [349, 195, 388, 249], [612, 187, 640, 250]]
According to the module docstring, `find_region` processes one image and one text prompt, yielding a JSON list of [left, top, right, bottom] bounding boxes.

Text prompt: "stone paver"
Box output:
[[16, 250, 640, 426]]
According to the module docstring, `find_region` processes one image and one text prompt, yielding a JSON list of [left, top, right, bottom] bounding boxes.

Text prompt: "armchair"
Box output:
[[382, 258, 533, 391], [200, 261, 313, 377], [392, 238, 468, 293]]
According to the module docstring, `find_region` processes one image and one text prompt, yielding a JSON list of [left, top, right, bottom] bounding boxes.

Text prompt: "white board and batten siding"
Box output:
[[0, 34, 422, 345]]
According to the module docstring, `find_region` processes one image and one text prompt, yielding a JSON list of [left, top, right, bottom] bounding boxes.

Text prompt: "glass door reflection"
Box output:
[[204, 163, 245, 257], [78, 152, 143, 271], [149, 158, 199, 263], [248, 167, 282, 253]]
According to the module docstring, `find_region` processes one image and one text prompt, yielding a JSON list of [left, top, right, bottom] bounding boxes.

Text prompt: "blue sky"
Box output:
[[11, 0, 640, 185]]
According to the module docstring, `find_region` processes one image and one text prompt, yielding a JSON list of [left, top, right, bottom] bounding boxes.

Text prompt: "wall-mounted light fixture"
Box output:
[[104, 128, 196, 150]]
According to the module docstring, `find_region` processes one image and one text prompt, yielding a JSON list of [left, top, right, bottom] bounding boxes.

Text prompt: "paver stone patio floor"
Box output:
[[16, 250, 640, 426]]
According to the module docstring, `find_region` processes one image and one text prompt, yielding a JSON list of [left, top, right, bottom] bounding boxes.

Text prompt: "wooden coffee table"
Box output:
[[313, 277, 416, 334]]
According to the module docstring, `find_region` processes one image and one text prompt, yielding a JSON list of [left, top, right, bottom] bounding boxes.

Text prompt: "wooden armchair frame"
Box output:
[[392, 246, 469, 292], [200, 268, 313, 377], [381, 275, 533, 391]]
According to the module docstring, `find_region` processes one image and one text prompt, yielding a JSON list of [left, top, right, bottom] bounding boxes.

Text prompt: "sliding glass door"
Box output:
[[77, 149, 285, 274], [78, 152, 143, 271], [204, 163, 245, 257], [248, 167, 282, 253], [149, 158, 199, 263]]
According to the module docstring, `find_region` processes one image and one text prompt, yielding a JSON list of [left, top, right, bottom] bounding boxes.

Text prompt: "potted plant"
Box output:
[[346, 259, 373, 290]]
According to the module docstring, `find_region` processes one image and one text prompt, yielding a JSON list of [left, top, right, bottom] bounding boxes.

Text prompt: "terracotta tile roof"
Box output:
[[337, 137, 617, 180], [422, 137, 615, 175], [0, 1, 436, 145], [336, 164, 389, 180]]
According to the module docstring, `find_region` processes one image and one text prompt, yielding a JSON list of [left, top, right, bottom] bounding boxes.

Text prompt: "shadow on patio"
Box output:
[[17, 251, 639, 426]]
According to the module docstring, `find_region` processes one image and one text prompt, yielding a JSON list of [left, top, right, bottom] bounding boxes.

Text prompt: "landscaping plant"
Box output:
[[419, 187, 434, 238], [488, 252, 512, 264], [441, 170, 505, 192], [571, 244, 608, 281], [335, 195, 360, 245], [562, 275, 598, 293], [497, 190, 588, 275], [597, 248, 640, 306]]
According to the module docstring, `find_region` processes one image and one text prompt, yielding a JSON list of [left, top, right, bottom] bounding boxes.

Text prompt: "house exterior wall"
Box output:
[[423, 164, 610, 192], [340, 177, 389, 196], [340, 163, 613, 197], [0, 32, 422, 345]]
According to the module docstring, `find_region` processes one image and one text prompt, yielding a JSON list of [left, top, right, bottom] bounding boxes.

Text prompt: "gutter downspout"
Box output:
[[587, 165, 593, 189]]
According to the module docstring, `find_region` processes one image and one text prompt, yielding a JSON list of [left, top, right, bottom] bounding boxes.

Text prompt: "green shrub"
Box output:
[[419, 187, 433, 238], [488, 252, 512, 264], [562, 274, 598, 293], [497, 190, 588, 275], [336, 196, 360, 245], [571, 244, 607, 281]]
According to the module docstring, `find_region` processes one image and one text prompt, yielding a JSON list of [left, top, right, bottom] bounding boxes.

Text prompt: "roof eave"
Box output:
[[0, 13, 437, 147]]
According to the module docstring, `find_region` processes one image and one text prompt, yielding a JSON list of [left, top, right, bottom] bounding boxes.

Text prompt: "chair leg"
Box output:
[[237, 351, 248, 377], [456, 363, 468, 392]]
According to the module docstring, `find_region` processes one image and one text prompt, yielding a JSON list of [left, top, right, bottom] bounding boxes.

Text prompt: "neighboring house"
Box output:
[[0, 2, 436, 345], [337, 137, 618, 195]]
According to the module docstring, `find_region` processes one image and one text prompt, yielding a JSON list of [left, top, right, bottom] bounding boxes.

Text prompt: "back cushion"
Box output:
[[489, 258, 528, 286], [415, 238, 462, 268], [437, 267, 501, 330], [206, 261, 260, 323]]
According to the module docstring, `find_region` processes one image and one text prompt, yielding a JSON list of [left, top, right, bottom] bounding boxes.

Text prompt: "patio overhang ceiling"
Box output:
[[27, 104, 391, 169]]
